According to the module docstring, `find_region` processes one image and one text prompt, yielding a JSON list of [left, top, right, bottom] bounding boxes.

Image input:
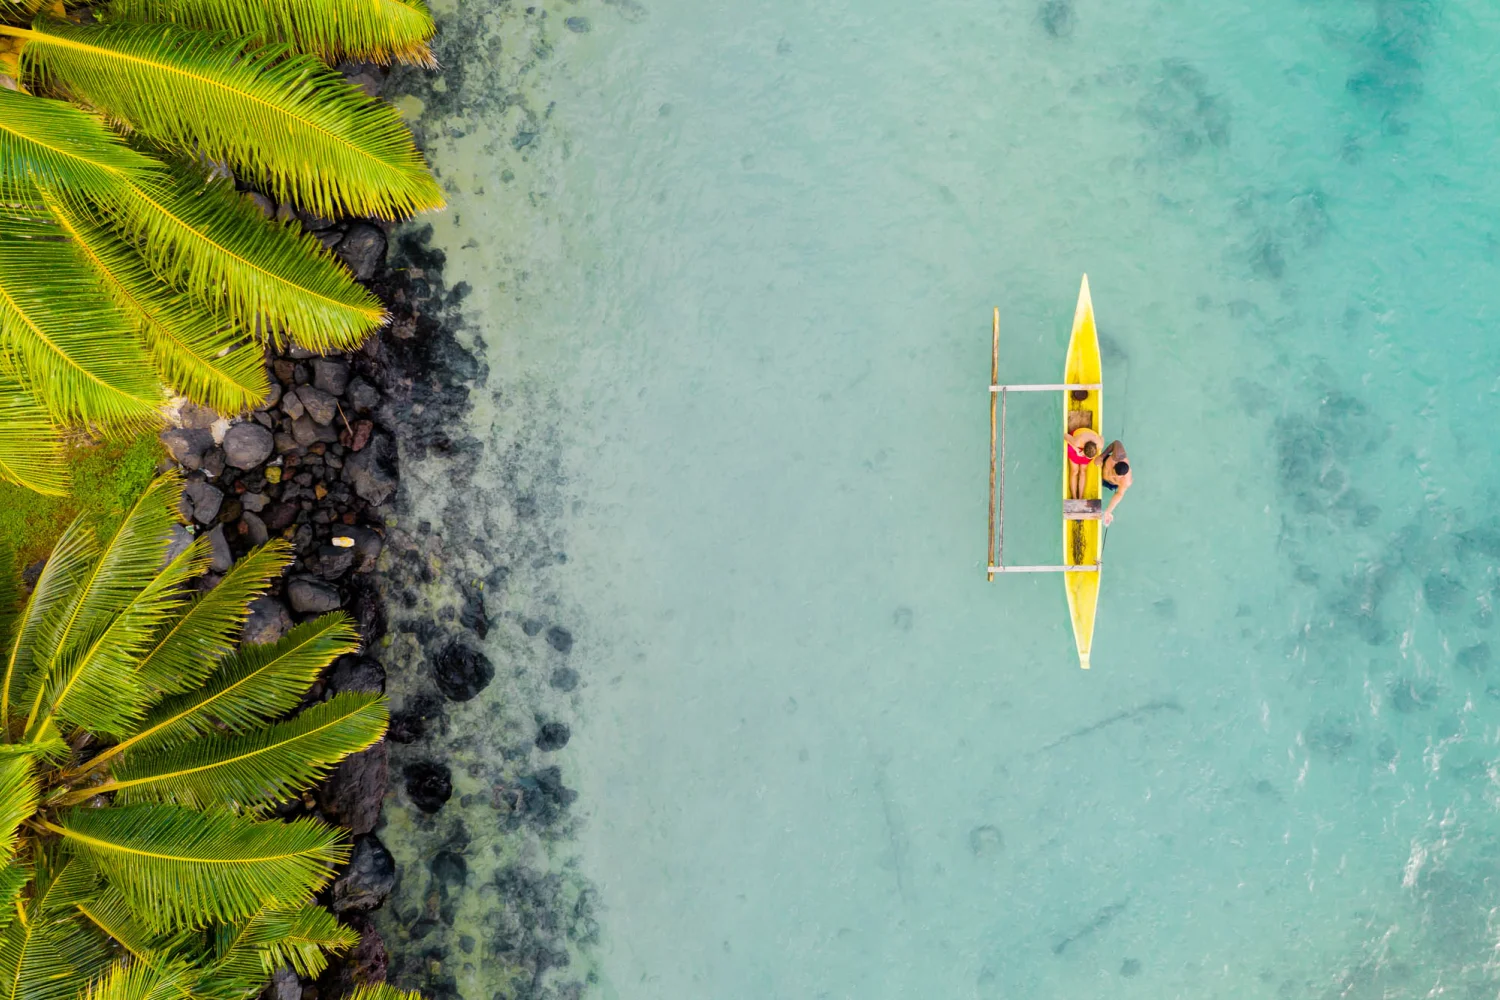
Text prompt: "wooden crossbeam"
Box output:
[[988, 309, 999, 581], [989, 565, 1101, 574], [990, 383, 1101, 393]]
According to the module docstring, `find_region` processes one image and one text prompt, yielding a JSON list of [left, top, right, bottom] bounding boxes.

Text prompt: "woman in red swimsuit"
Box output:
[[1065, 427, 1103, 500]]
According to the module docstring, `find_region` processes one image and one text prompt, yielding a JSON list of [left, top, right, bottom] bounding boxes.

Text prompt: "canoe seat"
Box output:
[[1066, 409, 1095, 433], [1064, 499, 1102, 520]]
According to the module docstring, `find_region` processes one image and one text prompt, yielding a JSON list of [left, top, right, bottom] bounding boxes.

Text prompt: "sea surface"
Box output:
[[373, 0, 1500, 997]]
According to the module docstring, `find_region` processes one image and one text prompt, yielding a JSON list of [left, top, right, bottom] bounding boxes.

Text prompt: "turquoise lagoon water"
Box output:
[[378, 0, 1500, 996]]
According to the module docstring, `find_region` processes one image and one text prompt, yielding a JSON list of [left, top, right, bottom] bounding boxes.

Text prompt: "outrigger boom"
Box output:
[[987, 277, 1105, 669]]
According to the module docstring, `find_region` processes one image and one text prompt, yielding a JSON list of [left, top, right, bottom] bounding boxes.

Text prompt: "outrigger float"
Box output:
[[987, 275, 1103, 669]]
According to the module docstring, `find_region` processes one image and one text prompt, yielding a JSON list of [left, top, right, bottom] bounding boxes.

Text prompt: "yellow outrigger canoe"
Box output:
[[1062, 276, 1102, 669], [987, 274, 1104, 669]]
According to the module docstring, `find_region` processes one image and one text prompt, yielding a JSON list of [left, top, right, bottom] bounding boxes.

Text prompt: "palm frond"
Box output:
[[0, 755, 35, 861], [81, 959, 196, 1000], [0, 87, 382, 351], [44, 193, 268, 415], [0, 914, 110, 1000], [131, 541, 291, 704], [75, 885, 184, 966], [0, 738, 65, 764], [208, 900, 355, 987], [107, 0, 437, 67], [21, 474, 182, 738], [0, 375, 67, 497], [345, 986, 425, 1000], [109, 614, 359, 757], [0, 865, 30, 936], [94, 693, 385, 810], [26, 534, 205, 741], [50, 804, 348, 932], [0, 856, 110, 1000], [0, 86, 158, 204], [29, 472, 180, 660], [21, 20, 445, 219], [0, 213, 162, 428], [103, 168, 384, 351], [30, 852, 101, 916], [1, 516, 95, 732]]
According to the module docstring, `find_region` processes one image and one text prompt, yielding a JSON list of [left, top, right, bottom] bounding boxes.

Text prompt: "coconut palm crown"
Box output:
[[0, 0, 443, 496], [0, 473, 389, 999]]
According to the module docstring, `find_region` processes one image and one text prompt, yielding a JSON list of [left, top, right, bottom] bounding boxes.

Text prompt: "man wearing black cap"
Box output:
[[1100, 440, 1133, 526]]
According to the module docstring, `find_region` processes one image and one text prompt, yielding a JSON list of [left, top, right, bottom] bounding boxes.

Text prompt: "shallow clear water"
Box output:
[[378, 0, 1500, 996]]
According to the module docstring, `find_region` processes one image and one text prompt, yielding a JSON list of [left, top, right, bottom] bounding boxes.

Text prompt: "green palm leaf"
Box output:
[[74, 885, 183, 966], [81, 959, 196, 1000], [1, 516, 96, 729], [0, 88, 382, 351], [83, 693, 386, 810], [208, 900, 355, 986], [345, 986, 424, 1000], [0, 86, 157, 204], [131, 541, 291, 703], [0, 856, 110, 1000], [0, 213, 162, 428], [28, 474, 181, 664], [44, 193, 268, 415], [108, 614, 359, 758], [0, 917, 108, 1000], [107, 0, 437, 67], [49, 805, 348, 931], [26, 535, 204, 741], [30, 852, 101, 916], [106, 168, 385, 351], [0, 377, 65, 498], [19, 20, 445, 219], [0, 755, 36, 860], [21, 475, 184, 738], [0, 865, 29, 936]]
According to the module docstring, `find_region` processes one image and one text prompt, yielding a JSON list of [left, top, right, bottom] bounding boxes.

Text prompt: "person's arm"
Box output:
[[1102, 479, 1129, 525]]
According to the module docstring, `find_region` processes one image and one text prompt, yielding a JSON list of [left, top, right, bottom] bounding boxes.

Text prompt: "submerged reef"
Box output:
[[364, 220, 599, 1000], [361, 5, 624, 996]]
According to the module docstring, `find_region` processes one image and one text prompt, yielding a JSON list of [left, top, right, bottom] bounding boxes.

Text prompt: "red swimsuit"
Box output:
[[1066, 443, 1092, 466]]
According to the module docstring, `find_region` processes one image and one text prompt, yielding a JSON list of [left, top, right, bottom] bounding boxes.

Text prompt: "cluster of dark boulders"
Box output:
[[165, 322, 403, 1000], [160, 339, 393, 619]]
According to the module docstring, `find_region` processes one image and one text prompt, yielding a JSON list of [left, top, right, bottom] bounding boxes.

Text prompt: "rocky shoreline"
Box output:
[[152, 57, 465, 1000], [156, 22, 604, 995]]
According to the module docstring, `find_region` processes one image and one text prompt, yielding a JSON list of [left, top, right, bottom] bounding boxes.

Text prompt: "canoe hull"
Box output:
[[1062, 275, 1102, 669]]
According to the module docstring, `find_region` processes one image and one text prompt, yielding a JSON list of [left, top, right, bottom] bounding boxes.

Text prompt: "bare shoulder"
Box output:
[[1073, 427, 1104, 446]]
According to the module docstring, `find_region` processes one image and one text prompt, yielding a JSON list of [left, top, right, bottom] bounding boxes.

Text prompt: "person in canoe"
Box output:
[[1065, 426, 1103, 501], [1100, 439, 1132, 525]]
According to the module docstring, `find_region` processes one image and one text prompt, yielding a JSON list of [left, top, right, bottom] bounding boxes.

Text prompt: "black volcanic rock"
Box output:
[[331, 834, 396, 913], [535, 721, 570, 752], [432, 642, 493, 701], [404, 761, 452, 813]]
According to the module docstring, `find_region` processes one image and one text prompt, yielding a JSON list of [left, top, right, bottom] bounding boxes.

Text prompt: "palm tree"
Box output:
[[0, 472, 391, 998], [0, 0, 443, 496]]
